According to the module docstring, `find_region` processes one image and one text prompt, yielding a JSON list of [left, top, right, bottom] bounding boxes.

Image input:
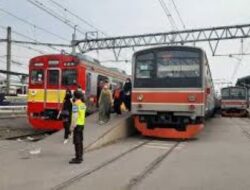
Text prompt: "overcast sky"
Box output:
[[1, 0, 250, 91]]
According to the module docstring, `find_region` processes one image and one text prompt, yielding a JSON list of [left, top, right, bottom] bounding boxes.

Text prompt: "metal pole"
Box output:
[[6, 26, 11, 95], [71, 25, 77, 54]]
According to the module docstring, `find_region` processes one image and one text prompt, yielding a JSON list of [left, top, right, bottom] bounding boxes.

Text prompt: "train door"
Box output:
[[44, 68, 61, 109]]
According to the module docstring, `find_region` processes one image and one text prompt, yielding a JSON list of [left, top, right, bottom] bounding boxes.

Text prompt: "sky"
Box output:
[[0, 0, 250, 92]]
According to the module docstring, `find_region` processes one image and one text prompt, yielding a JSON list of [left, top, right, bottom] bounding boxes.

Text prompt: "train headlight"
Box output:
[[137, 94, 143, 101], [34, 62, 44, 67], [31, 90, 37, 96], [189, 104, 196, 111], [190, 114, 196, 121], [188, 95, 196, 102], [64, 62, 76, 66]]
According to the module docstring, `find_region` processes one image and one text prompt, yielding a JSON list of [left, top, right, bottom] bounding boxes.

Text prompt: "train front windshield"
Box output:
[[221, 88, 247, 100], [134, 49, 202, 88], [29, 62, 78, 88]]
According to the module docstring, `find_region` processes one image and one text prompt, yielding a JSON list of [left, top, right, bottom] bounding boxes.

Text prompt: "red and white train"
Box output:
[[27, 53, 127, 130], [132, 46, 215, 139], [220, 86, 248, 117]]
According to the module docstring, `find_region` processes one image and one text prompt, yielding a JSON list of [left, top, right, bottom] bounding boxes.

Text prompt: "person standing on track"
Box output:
[[69, 90, 86, 164]]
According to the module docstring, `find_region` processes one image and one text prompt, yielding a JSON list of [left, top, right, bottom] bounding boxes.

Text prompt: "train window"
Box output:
[[48, 70, 59, 85], [86, 73, 91, 93], [231, 88, 246, 99], [221, 89, 230, 98], [135, 53, 154, 79], [62, 69, 77, 86], [156, 51, 200, 78], [31, 70, 44, 84]]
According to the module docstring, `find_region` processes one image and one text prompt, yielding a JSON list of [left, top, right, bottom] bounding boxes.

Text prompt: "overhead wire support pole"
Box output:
[[6, 26, 11, 95], [75, 23, 250, 54], [71, 25, 78, 54]]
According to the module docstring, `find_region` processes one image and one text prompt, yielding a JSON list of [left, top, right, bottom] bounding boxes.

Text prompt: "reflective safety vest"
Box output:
[[72, 100, 86, 126]]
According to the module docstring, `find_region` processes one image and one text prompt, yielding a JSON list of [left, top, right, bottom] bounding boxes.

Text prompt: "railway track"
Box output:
[[238, 118, 250, 139], [5, 131, 50, 141], [0, 126, 49, 141], [126, 142, 180, 190], [51, 140, 151, 190], [51, 139, 181, 190], [226, 117, 250, 140]]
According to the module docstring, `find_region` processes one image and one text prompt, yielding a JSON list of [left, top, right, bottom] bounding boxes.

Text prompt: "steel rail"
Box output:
[[51, 140, 151, 190]]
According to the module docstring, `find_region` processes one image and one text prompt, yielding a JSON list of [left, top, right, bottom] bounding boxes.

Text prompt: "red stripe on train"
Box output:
[[221, 101, 247, 105], [132, 92, 204, 103]]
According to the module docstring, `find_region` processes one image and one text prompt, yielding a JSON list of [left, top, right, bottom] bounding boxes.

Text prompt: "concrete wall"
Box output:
[[85, 115, 136, 152]]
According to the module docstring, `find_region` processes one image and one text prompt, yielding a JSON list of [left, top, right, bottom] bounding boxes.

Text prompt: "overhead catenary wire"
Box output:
[[0, 7, 69, 42], [170, 0, 186, 29], [0, 25, 71, 49], [0, 57, 27, 68], [47, 0, 130, 62], [158, 0, 178, 31], [27, 0, 87, 36], [231, 39, 245, 81], [48, 0, 108, 37], [0, 39, 71, 48], [0, 25, 66, 52], [14, 43, 48, 54], [11, 29, 62, 52], [12, 55, 33, 59], [33, 0, 130, 61], [168, 0, 196, 42], [0, 25, 69, 65]]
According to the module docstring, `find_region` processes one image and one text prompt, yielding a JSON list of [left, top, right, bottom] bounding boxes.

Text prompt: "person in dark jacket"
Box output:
[[113, 84, 123, 115], [58, 89, 72, 144], [123, 78, 132, 111]]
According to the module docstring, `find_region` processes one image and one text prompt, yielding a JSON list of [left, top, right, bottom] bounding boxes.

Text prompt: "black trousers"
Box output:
[[124, 95, 131, 111], [63, 121, 71, 139], [114, 99, 122, 114], [73, 125, 84, 160]]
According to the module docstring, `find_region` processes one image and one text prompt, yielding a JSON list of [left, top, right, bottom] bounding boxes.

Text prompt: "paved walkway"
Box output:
[[0, 112, 131, 190]]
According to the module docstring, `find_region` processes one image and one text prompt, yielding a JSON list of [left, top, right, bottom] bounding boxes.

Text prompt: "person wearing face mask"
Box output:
[[98, 81, 113, 124], [123, 78, 132, 111]]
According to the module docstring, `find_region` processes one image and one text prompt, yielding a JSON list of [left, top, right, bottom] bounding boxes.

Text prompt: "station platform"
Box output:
[[0, 112, 134, 190]]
